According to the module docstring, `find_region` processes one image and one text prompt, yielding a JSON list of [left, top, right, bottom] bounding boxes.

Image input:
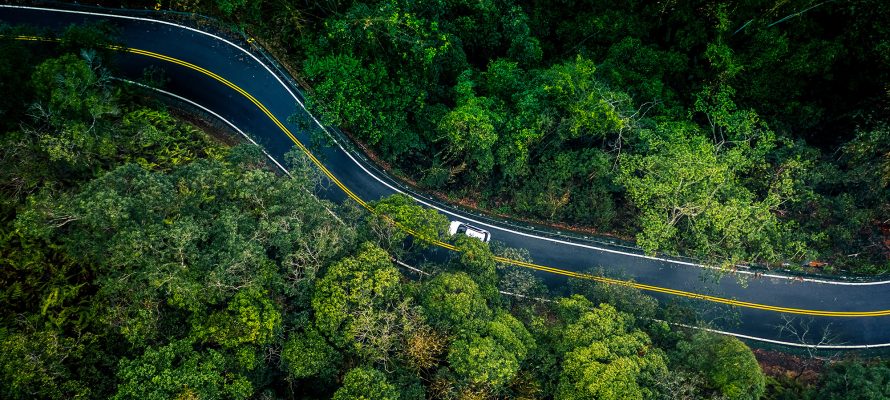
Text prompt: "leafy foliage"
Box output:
[[333, 367, 400, 400], [364, 193, 450, 255], [312, 242, 402, 358], [814, 361, 890, 400], [113, 340, 252, 400], [674, 332, 766, 400], [554, 297, 668, 400], [618, 126, 803, 264], [258, 0, 890, 272], [420, 272, 491, 334], [3, 12, 886, 400], [281, 327, 340, 380]]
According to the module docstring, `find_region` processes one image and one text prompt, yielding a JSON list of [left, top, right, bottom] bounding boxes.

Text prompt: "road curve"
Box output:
[[3, 5, 889, 349]]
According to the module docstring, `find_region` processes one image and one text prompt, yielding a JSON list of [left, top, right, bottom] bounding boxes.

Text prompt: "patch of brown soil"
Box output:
[[754, 348, 823, 386]]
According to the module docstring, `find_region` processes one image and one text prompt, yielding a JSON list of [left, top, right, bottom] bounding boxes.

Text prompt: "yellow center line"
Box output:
[[14, 36, 889, 317]]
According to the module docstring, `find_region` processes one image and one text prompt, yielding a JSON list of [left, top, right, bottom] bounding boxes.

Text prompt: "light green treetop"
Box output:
[[333, 367, 400, 400]]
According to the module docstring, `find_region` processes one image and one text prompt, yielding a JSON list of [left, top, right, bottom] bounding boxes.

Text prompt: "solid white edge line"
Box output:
[[505, 294, 890, 349], [502, 290, 890, 349], [5, 4, 889, 287], [389, 258, 890, 349], [665, 321, 890, 350]]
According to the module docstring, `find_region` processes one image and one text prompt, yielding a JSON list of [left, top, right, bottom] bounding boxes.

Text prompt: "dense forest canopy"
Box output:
[[1, 12, 889, 400], [190, 0, 890, 273]]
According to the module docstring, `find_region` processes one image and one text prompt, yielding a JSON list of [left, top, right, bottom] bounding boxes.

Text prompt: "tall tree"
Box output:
[[28, 53, 118, 165], [312, 242, 404, 362], [674, 332, 765, 400], [420, 272, 491, 334], [333, 367, 400, 400], [365, 194, 449, 256], [618, 123, 803, 265], [113, 340, 252, 400], [281, 327, 341, 381], [554, 297, 667, 400]]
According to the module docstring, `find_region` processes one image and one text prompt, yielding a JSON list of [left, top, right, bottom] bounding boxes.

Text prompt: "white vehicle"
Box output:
[[448, 221, 491, 243]]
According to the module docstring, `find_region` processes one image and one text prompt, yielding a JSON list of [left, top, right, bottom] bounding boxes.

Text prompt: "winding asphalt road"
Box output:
[[3, 5, 889, 349]]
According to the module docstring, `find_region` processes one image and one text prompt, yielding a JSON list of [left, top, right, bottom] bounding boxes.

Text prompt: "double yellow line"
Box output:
[[15, 35, 890, 317]]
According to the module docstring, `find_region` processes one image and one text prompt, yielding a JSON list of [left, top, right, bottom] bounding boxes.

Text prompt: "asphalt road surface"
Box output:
[[3, 5, 889, 349]]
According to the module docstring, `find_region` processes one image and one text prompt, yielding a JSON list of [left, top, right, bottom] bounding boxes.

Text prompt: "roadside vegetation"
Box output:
[[1, 24, 887, 399], [175, 0, 890, 274]]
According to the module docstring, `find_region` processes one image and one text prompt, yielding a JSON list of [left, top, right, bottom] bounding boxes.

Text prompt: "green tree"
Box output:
[[192, 288, 282, 348], [437, 74, 502, 181], [113, 340, 252, 400], [618, 123, 802, 264], [333, 367, 400, 400], [303, 55, 409, 151], [312, 242, 402, 358], [305, 0, 455, 158], [597, 36, 686, 116], [16, 147, 347, 345], [674, 332, 765, 400], [118, 108, 227, 170], [841, 124, 890, 198], [420, 272, 491, 334], [557, 339, 665, 400], [555, 299, 667, 400], [445, 310, 535, 389], [366, 194, 449, 254], [447, 334, 519, 389], [281, 328, 340, 380], [513, 148, 617, 226], [480, 60, 541, 183], [487, 311, 534, 361], [451, 235, 499, 299], [502, 5, 543, 66], [539, 56, 635, 143], [0, 329, 91, 399], [29, 53, 118, 165], [814, 360, 890, 400], [570, 271, 659, 321], [215, 0, 249, 16]]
